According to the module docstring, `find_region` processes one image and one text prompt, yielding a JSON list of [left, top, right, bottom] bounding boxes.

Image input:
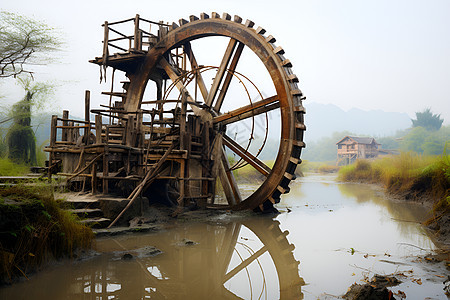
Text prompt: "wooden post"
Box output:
[[180, 92, 187, 150], [137, 110, 143, 148], [48, 115, 58, 181], [103, 146, 109, 194], [126, 116, 135, 147], [95, 115, 102, 144], [84, 90, 90, 145], [105, 126, 110, 144], [134, 14, 140, 51], [62, 110, 69, 142], [50, 115, 58, 148], [178, 159, 185, 207], [103, 21, 109, 61], [91, 161, 97, 194], [68, 121, 74, 143]]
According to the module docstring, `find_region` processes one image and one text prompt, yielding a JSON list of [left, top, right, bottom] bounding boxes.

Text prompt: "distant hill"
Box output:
[[304, 102, 411, 142]]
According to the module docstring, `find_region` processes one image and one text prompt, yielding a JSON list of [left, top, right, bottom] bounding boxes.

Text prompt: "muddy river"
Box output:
[[1, 173, 448, 299]]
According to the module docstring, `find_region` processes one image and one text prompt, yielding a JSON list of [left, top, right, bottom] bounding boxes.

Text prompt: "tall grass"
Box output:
[[0, 157, 29, 176], [338, 152, 449, 214], [0, 184, 93, 283]]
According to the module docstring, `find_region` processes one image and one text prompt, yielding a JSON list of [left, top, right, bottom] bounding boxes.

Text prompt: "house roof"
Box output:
[[336, 136, 379, 145]]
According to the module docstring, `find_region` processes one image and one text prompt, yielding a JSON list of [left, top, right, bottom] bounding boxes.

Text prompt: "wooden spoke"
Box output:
[[160, 57, 202, 115], [222, 134, 271, 177], [205, 38, 238, 107], [219, 223, 242, 277], [218, 145, 241, 205], [214, 42, 245, 112], [222, 245, 268, 283], [184, 42, 209, 101], [213, 95, 279, 125]]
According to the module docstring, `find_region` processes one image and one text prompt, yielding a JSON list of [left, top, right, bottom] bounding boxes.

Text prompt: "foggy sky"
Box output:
[[2, 0, 449, 124]]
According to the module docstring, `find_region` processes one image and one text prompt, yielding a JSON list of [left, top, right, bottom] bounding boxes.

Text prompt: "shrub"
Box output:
[[0, 184, 93, 283]]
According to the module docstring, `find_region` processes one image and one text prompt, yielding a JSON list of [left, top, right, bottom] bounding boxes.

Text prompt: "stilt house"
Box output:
[[336, 136, 380, 165]]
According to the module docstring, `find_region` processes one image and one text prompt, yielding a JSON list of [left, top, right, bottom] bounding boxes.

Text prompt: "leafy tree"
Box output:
[[399, 127, 427, 154], [0, 11, 61, 78], [400, 125, 449, 155], [411, 108, 443, 131], [7, 78, 53, 165]]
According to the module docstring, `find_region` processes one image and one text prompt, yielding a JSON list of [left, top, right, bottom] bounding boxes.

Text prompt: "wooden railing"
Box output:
[[101, 14, 169, 59]]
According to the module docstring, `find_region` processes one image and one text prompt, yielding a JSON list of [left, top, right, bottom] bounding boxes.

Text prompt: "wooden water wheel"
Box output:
[[47, 13, 306, 212]]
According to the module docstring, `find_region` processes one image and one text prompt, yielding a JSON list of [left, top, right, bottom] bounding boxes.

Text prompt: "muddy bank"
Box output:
[[93, 203, 261, 237], [0, 186, 93, 285]]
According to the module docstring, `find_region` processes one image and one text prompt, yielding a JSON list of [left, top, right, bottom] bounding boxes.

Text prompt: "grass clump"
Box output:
[[337, 152, 449, 214], [0, 184, 93, 284]]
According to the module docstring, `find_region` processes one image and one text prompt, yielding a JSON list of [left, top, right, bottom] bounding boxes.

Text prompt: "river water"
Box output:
[[1, 173, 448, 299]]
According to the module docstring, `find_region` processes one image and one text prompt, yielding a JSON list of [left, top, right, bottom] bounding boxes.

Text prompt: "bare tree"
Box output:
[[0, 11, 61, 78]]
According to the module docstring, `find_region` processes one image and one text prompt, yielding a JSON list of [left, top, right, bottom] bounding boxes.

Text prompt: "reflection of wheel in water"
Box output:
[[118, 13, 306, 211], [63, 218, 304, 299], [223, 219, 305, 299]]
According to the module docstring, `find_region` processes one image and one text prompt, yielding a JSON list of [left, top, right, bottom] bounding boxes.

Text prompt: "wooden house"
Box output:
[[336, 136, 381, 165]]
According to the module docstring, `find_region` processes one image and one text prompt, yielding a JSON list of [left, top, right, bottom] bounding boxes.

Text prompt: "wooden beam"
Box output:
[[222, 134, 271, 177], [159, 57, 202, 115], [205, 38, 237, 107], [213, 95, 279, 124], [223, 245, 268, 283], [184, 42, 209, 101], [218, 146, 241, 205], [214, 42, 245, 112]]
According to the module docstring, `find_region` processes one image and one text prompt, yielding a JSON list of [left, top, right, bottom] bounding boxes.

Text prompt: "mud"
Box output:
[[343, 275, 400, 300], [93, 204, 261, 237], [427, 214, 450, 248]]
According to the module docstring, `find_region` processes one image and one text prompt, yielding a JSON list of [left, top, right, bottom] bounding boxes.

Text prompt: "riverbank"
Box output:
[[337, 153, 450, 247], [2, 173, 449, 298], [0, 184, 93, 285]]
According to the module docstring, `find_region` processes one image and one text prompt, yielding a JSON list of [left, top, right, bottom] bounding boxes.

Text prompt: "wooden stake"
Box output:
[[62, 110, 69, 141], [84, 90, 91, 144]]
